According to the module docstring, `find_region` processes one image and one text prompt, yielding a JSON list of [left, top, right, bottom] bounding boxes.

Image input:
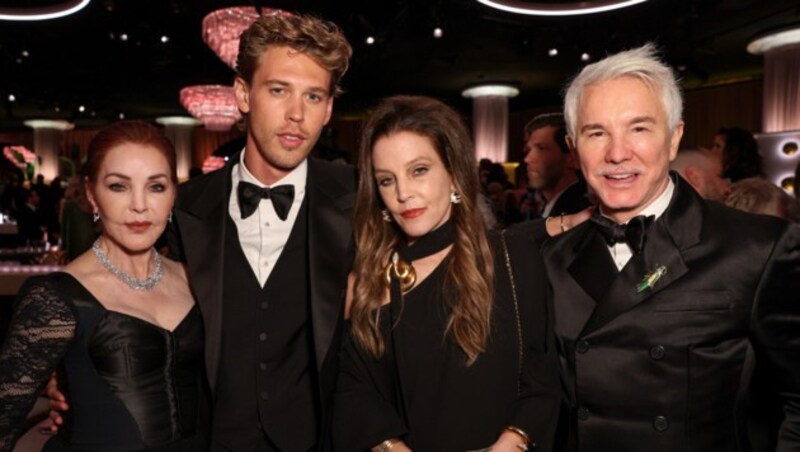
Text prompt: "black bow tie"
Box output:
[[237, 181, 295, 220], [590, 213, 654, 253]]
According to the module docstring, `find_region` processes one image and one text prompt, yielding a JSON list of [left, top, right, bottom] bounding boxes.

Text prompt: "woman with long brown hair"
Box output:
[[333, 96, 565, 451]]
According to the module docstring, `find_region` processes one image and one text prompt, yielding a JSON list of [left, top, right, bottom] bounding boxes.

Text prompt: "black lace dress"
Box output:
[[0, 272, 207, 451]]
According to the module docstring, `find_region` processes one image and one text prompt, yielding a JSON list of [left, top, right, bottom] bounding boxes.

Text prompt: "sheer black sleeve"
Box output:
[[0, 276, 77, 451]]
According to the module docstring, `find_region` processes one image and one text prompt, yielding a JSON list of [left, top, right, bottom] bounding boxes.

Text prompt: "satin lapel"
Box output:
[[580, 173, 702, 335], [546, 223, 606, 341], [307, 159, 355, 371], [175, 166, 231, 390], [568, 231, 618, 303]]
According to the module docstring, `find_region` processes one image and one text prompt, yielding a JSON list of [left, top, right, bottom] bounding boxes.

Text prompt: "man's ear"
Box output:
[[233, 77, 251, 115]]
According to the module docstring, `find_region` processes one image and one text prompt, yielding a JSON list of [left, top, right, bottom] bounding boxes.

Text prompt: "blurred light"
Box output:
[[7, 94, 15, 102], [475, 0, 648, 16], [581, 52, 590, 62], [433, 27, 443, 38], [78, 105, 85, 112], [120, 33, 128, 41], [160, 35, 169, 43], [462, 84, 520, 98], [366, 36, 376, 45], [119, 112, 125, 120], [548, 48, 558, 57], [748, 27, 800, 54], [21, 50, 29, 57], [0, 0, 90, 21]]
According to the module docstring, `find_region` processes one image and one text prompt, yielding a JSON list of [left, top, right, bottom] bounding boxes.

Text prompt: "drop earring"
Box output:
[[450, 191, 462, 204], [93, 212, 100, 222]]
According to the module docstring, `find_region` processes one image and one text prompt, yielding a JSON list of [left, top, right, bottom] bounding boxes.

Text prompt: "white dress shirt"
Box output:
[[228, 152, 307, 287], [601, 178, 674, 270]]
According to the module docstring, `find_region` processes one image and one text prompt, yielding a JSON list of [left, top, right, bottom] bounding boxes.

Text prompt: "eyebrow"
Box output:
[[104, 173, 169, 181], [579, 115, 657, 134], [373, 156, 433, 174], [265, 79, 330, 96]]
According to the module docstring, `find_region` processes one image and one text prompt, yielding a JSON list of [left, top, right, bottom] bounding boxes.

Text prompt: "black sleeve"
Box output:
[[332, 327, 407, 451], [0, 277, 77, 451]]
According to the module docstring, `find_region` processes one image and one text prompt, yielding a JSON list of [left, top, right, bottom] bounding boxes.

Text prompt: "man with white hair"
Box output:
[[535, 43, 800, 451], [670, 149, 730, 201]]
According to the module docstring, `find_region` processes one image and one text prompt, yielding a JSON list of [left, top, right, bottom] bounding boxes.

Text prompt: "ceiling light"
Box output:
[[23, 120, 74, 130], [78, 105, 85, 112], [581, 52, 591, 62], [0, 0, 90, 21], [475, 0, 648, 16], [203, 7, 288, 70], [433, 27, 443, 38], [180, 85, 242, 132], [120, 33, 128, 41], [366, 36, 376, 45], [160, 35, 169, 43], [156, 116, 200, 127], [747, 26, 800, 54], [119, 112, 125, 120], [462, 84, 519, 98], [7, 94, 15, 102], [21, 50, 29, 57], [548, 48, 558, 57]]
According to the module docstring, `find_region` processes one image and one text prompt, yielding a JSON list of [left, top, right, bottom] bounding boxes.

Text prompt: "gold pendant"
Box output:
[[384, 252, 416, 292]]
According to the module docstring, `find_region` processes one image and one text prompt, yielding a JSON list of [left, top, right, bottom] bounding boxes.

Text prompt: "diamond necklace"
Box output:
[[91, 238, 164, 291]]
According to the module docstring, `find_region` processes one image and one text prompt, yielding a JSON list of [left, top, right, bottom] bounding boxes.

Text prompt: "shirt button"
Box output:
[[577, 406, 589, 421], [650, 345, 666, 360], [259, 362, 267, 371], [575, 339, 590, 354], [258, 332, 267, 341], [265, 221, 271, 227], [653, 415, 669, 432], [260, 301, 269, 310], [260, 391, 269, 400]]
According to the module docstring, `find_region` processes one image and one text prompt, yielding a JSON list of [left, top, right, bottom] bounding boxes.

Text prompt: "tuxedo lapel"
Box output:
[[307, 158, 355, 371], [580, 173, 703, 335], [174, 164, 231, 389]]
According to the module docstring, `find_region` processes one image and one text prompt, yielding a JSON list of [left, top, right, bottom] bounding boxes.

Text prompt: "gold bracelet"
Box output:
[[376, 438, 399, 452], [502, 425, 534, 451]]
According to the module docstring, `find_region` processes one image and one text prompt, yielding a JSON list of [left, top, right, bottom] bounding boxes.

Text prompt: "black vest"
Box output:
[[212, 200, 318, 451]]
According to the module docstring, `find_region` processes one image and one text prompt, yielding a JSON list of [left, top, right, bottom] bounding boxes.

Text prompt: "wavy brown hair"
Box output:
[[236, 11, 352, 96], [350, 95, 494, 365]]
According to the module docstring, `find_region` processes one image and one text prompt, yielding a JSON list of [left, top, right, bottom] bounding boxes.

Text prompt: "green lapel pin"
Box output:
[[637, 265, 667, 293]]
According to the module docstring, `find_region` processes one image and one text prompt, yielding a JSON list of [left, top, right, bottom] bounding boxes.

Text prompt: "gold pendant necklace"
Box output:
[[383, 251, 416, 292]]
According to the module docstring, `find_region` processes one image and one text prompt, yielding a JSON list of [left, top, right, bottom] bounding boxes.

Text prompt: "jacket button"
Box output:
[[577, 406, 589, 421], [653, 415, 669, 432], [260, 391, 269, 401], [650, 345, 665, 360], [258, 332, 267, 341], [260, 301, 269, 310], [576, 339, 590, 354]]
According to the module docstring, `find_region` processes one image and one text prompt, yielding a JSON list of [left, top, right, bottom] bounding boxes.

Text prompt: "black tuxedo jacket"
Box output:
[[166, 156, 356, 410], [538, 174, 800, 451], [548, 179, 593, 217]]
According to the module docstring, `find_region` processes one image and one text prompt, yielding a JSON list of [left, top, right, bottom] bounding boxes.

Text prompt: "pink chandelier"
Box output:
[[202, 7, 258, 69], [179, 85, 242, 132]]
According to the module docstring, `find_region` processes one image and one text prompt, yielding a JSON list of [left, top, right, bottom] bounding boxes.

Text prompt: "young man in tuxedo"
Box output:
[[538, 43, 800, 451], [167, 13, 354, 451]]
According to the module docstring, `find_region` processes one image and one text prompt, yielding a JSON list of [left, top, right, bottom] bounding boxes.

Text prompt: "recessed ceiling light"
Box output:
[[462, 84, 519, 98], [161, 35, 169, 43], [119, 112, 125, 120], [581, 52, 591, 62], [475, 0, 648, 16], [78, 105, 85, 112], [366, 36, 376, 45], [0, 0, 90, 21], [8, 94, 16, 102], [433, 27, 443, 38], [120, 33, 128, 42], [21, 50, 29, 57], [548, 48, 558, 57], [747, 27, 800, 54]]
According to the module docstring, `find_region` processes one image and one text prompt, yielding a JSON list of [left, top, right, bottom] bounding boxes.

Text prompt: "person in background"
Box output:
[[712, 126, 764, 182], [724, 177, 796, 220], [333, 95, 563, 451], [523, 112, 592, 217], [60, 174, 98, 261], [539, 43, 800, 451], [669, 149, 730, 201], [0, 121, 207, 451]]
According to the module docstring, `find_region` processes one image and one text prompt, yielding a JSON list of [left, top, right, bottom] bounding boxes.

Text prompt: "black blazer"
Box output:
[[167, 156, 356, 410], [537, 174, 800, 451], [548, 179, 593, 217]]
